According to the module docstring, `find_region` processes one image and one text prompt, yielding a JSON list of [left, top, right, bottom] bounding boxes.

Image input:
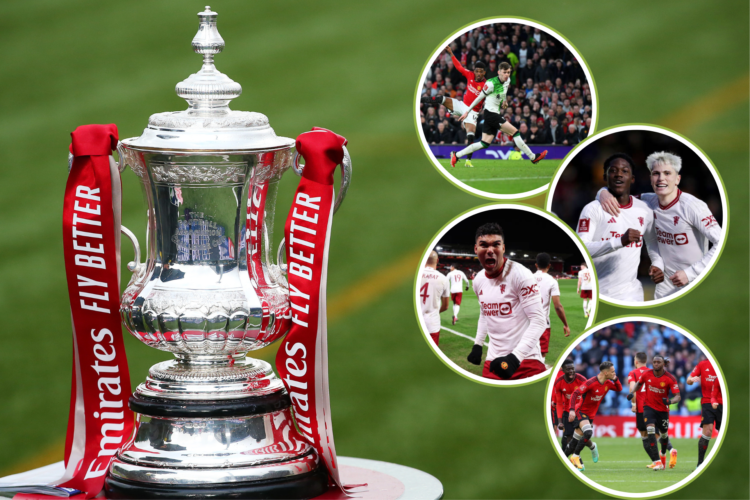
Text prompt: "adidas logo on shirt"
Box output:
[[607, 218, 617, 223]]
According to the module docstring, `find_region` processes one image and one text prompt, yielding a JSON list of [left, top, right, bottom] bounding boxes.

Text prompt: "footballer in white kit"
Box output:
[[534, 253, 570, 359], [446, 265, 470, 324], [576, 154, 664, 302], [596, 152, 723, 299], [419, 251, 450, 345], [577, 263, 594, 318], [466, 223, 547, 381]]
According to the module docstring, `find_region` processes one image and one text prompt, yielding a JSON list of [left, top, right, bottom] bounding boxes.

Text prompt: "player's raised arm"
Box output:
[[448, 47, 473, 80], [576, 203, 623, 257]]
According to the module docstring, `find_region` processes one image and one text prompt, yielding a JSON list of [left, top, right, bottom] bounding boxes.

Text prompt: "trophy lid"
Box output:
[[122, 6, 294, 153]]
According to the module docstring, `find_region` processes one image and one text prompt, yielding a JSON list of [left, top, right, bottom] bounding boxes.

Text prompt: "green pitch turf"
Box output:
[[558, 437, 714, 493], [437, 159, 560, 194], [437, 279, 588, 375]]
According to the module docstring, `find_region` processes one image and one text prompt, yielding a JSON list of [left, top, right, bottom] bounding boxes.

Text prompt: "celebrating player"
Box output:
[[595, 152, 723, 298], [419, 251, 450, 345], [534, 252, 570, 360], [576, 262, 593, 318], [627, 352, 663, 466], [687, 357, 723, 468], [465, 223, 547, 381], [627, 355, 680, 470], [450, 63, 548, 167], [446, 265, 470, 324], [564, 361, 621, 470], [553, 360, 587, 454], [576, 153, 665, 301], [422, 46, 486, 168]]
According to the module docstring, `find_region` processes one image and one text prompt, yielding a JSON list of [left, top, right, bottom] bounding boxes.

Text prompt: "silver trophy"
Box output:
[[105, 7, 350, 498]]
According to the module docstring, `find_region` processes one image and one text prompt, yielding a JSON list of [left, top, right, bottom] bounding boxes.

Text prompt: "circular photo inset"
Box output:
[[547, 317, 728, 497], [547, 125, 727, 306], [415, 204, 597, 386], [416, 18, 598, 199]]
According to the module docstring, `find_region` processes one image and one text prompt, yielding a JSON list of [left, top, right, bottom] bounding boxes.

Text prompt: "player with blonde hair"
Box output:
[[597, 151, 722, 298]]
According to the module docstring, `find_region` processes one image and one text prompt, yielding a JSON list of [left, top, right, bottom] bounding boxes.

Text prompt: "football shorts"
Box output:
[[644, 406, 670, 434], [482, 110, 507, 138], [701, 403, 722, 430], [539, 328, 551, 356], [429, 332, 440, 346], [575, 410, 594, 425], [482, 358, 546, 381], [449, 100, 480, 126], [450, 292, 462, 305], [579, 290, 593, 299], [636, 411, 647, 432]]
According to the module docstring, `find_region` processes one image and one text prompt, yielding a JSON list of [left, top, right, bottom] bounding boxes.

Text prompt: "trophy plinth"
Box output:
[[107, 7, 327, 498]]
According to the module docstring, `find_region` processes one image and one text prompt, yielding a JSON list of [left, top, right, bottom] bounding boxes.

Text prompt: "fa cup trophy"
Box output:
[[63, 7, 351, 499]]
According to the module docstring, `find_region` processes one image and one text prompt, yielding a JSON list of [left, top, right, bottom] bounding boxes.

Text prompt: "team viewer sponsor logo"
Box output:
[[482, 302, 512, 316], [656, 227, 688, 246], [578, 218, 590, 232]]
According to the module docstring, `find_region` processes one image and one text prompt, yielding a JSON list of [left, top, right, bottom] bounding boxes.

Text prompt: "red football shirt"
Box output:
[[638, 369, 680, 412], [571, 376, 623, 417], [690, 359, 722, 405], [554, 374, 587, 417], [627, 366, 649, 413], [451, 55, 486, 112]]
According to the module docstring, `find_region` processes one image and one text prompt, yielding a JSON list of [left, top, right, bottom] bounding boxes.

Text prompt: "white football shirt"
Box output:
[[641, 191, 722, 298], [419, 266, 449, 333], [578, 268, 593, 291], [473, 259, 547, 363], [576, 196, 663, 302], [534, 270, 561, 328], [446, 269, 469, 293]]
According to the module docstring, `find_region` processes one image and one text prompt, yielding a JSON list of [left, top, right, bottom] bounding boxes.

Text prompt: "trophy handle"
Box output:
[[121, 225, 142, 272], [280, 145, 352, 276], [293, 144, 351, 214]]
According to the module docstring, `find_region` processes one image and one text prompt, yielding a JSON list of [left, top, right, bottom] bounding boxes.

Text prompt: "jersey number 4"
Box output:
[[420, 283, 430, 304]]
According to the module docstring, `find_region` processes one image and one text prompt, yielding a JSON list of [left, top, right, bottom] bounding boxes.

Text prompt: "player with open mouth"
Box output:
[[466, 223, 547, 381]]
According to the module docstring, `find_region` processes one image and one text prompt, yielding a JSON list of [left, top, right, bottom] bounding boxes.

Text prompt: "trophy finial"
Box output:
[[175, 6, 242, 113]]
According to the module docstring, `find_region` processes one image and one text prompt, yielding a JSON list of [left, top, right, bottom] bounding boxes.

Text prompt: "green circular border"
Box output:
[[542, 123, 730, 309], [543, 314, 730, 499], [412, 201, 601, 388], [412, 16, 601, 201]]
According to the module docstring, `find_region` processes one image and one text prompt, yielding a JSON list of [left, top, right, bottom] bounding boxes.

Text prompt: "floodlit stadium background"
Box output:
[[0, 2, 747, 498]]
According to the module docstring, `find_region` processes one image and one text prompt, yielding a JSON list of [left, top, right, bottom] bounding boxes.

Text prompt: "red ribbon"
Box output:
[[275, 128, 363, 494], [57, 124, 134, 497]]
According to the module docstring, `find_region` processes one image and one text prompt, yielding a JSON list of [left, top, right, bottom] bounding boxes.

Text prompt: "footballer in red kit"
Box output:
[[687, 358, 723, 467], [553, 360, 587, 453], [563, 361, 621, 470], [628, 355, 681, 470], [627, 351, 664, 465], [421, 45, 486, 167]]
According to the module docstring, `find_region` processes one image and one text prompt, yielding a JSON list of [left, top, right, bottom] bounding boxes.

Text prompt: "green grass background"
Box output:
[[436, 280, 588, 375], [562, 437, 711, 494], [0, 1, 747, 498], [436, 158, 560, 194]]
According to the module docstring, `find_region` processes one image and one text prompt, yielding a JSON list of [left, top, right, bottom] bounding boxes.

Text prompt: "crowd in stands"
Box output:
[[567, 323, 708, 416], [420, 23, 593, 147]]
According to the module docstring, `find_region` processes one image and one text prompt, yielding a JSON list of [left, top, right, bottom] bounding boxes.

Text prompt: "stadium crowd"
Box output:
[[568, 323, 707, 417], [420, 23, 593, 146]]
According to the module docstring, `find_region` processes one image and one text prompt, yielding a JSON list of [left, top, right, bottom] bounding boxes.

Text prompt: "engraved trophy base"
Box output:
[[105, 357, 328, 499]]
